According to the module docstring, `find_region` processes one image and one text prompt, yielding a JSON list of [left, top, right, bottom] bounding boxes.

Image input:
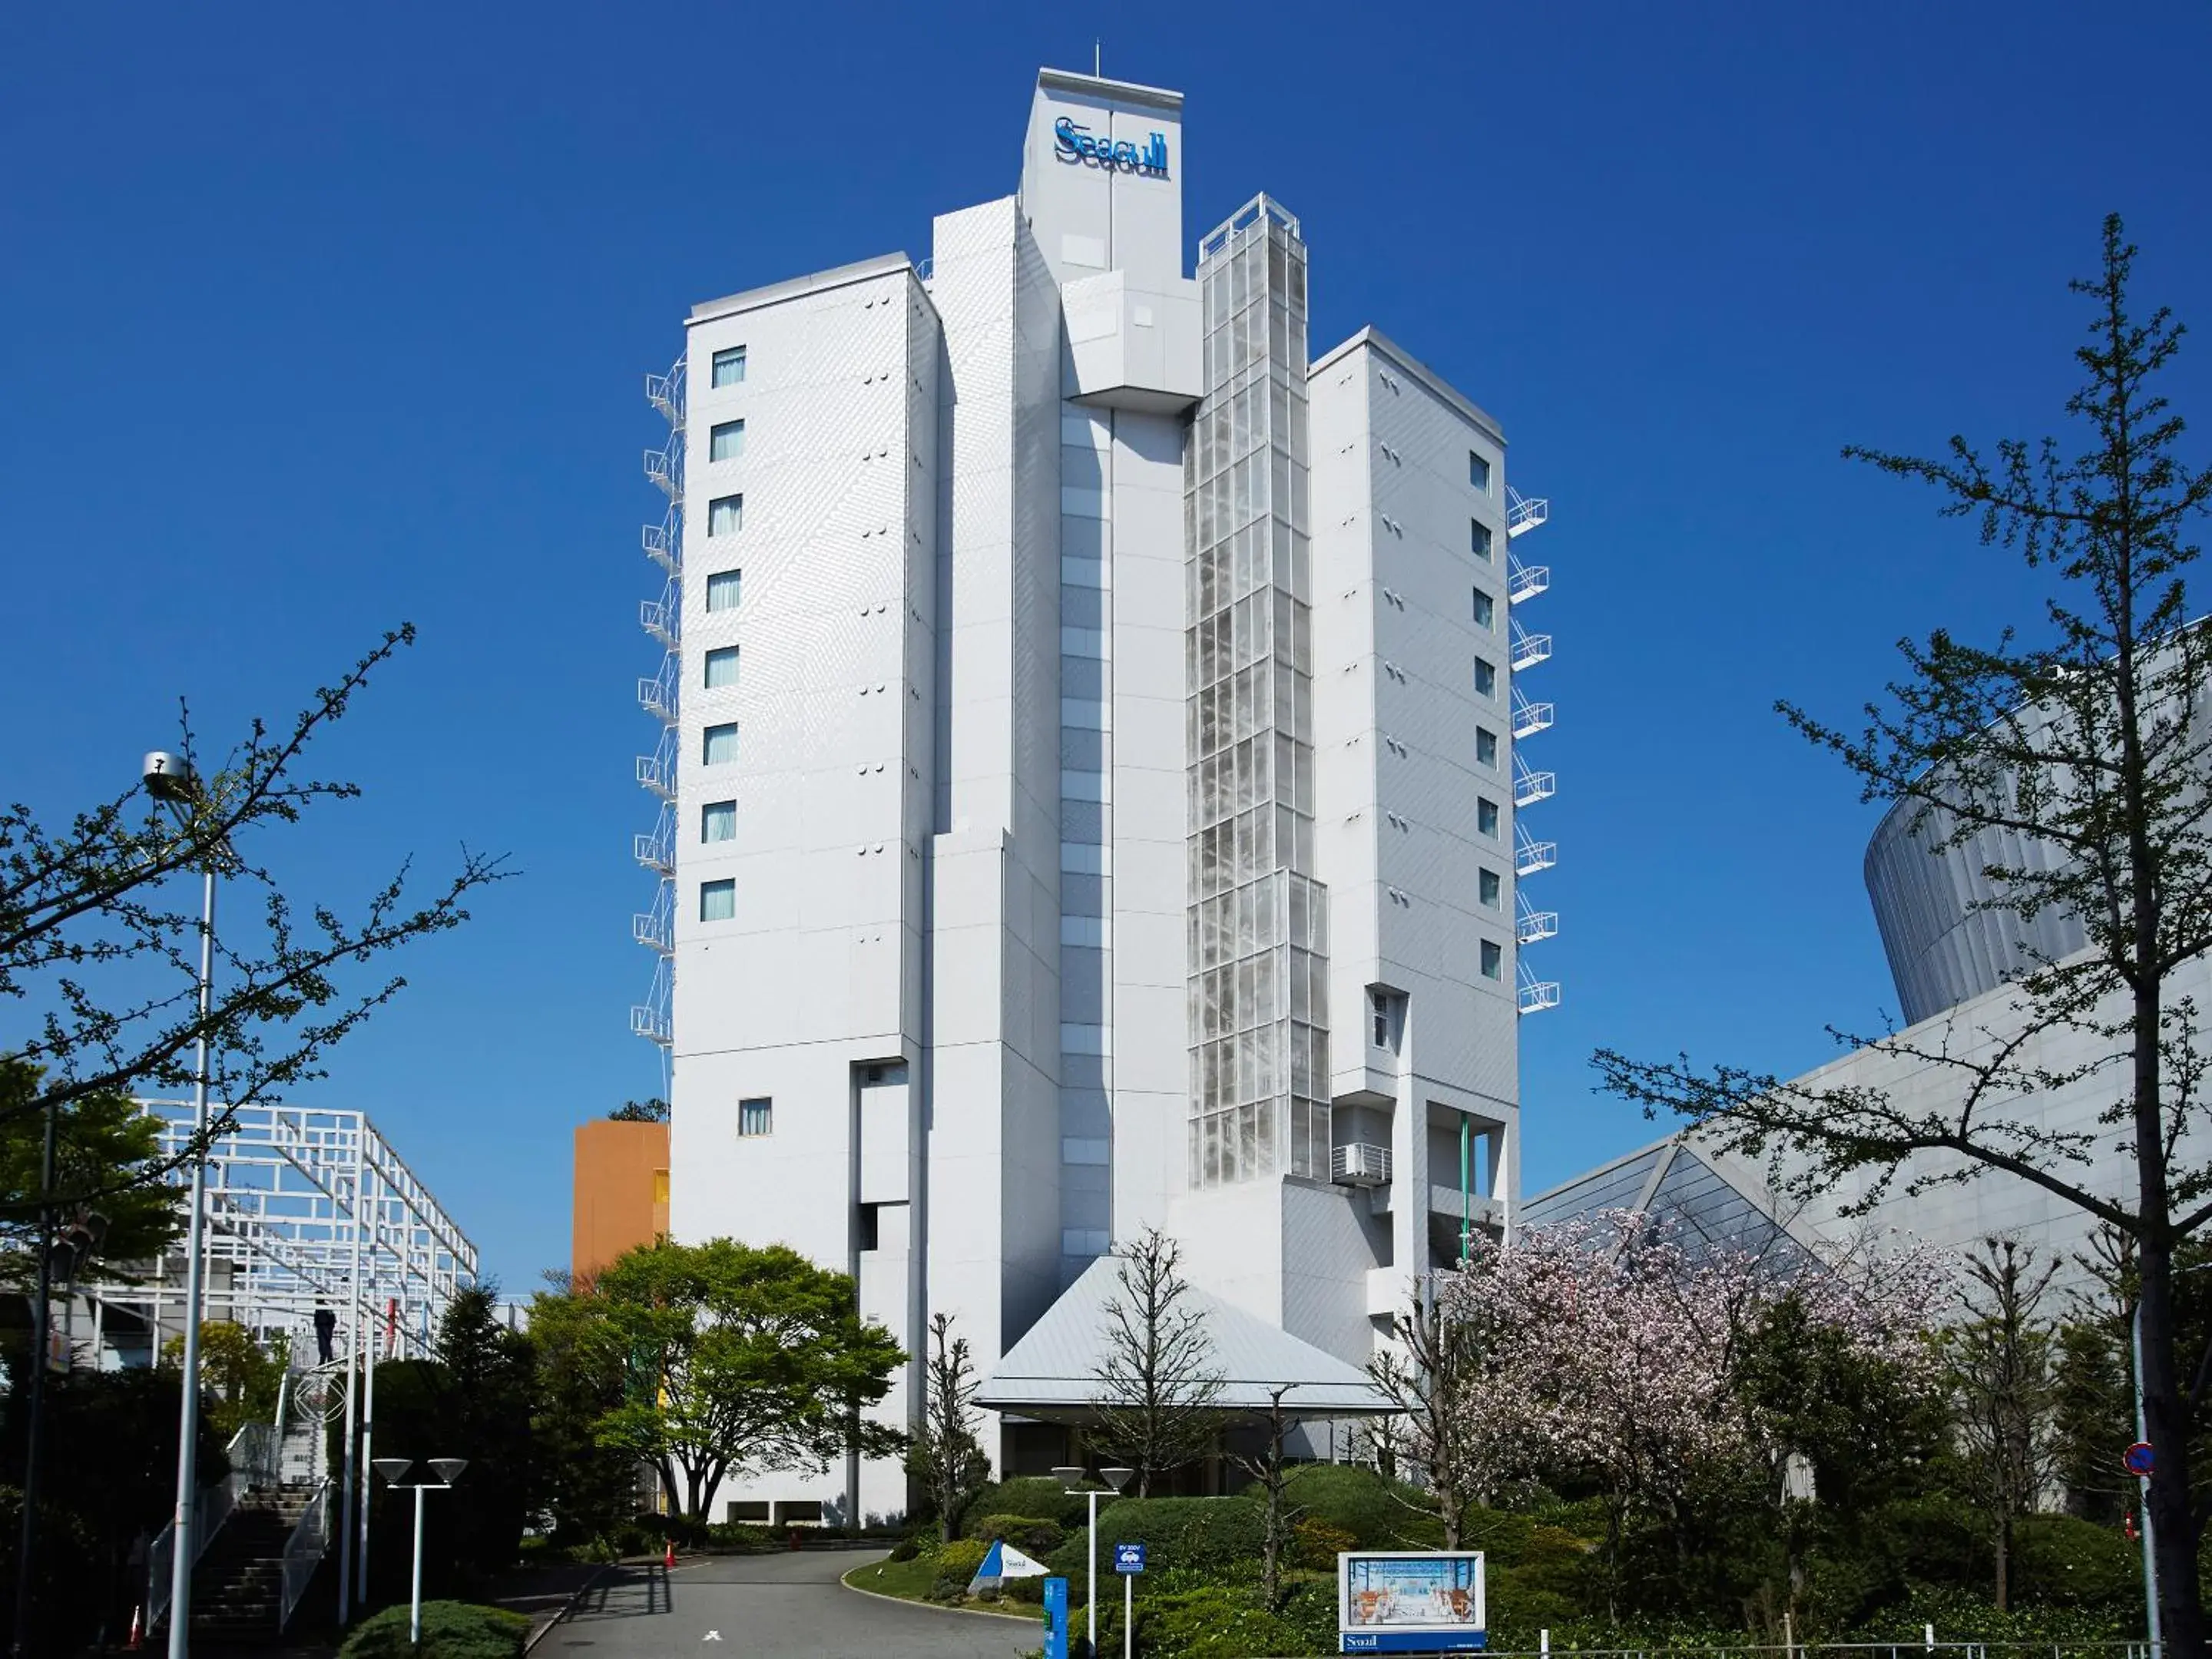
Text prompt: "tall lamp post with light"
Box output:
[[373, 1458, 469, 1645], [1052, 1464, 1133, 1657], [144, 751, 223, 1659]]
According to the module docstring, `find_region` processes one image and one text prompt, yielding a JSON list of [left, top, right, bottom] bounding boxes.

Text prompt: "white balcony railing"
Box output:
[[1330, 1143, 1393, 1188]]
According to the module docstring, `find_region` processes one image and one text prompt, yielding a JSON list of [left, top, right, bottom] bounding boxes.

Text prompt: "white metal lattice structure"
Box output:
[[89, 1100, 479, 1360], [632, 358, 685, 1058]]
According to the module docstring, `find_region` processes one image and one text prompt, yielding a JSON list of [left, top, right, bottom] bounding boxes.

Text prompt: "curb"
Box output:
[[521, 1565, 614, 1656], [839, 1565, 1042, 1625]]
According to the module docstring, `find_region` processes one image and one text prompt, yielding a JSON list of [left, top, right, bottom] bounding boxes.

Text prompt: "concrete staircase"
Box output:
[[186, 1485, 320, 1642]]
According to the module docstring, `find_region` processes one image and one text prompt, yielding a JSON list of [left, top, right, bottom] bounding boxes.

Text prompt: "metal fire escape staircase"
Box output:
[[631, 360, 684, 1055], [1506, 485, 1561, 1015]]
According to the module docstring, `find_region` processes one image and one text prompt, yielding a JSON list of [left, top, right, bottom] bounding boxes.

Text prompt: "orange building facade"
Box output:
[[571, 1118, 671, 1281]]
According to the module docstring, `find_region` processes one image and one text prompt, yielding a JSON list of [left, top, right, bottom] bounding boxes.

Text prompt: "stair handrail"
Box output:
[[278, 1478, 335, 1632], [144, 1419, 285, 1628]]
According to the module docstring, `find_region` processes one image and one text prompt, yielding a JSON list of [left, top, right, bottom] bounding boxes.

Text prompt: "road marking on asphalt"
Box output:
[[702, 1634, 721, 1642]]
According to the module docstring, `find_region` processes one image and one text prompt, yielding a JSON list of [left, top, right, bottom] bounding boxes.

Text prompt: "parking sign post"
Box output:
[[1114, 1544, 1145, 1659]]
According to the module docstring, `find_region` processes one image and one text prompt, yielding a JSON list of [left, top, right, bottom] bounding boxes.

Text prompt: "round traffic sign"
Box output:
[[2124, 1440, 2155, 1478]]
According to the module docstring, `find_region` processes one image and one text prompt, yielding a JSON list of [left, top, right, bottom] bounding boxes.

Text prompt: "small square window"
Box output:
[[1479, 869, 1502, 909], [704, 646, 740, 689], [711, 346, 747, 387], [703, 723, 739, 765], [1472, 590, 1495, 630], [1480, 940, 1504, 980], [708, 495, 743, 537], [700, 879, 735, 922], [1478, 798, 1500, 837], [1469, 452, 1492, 493], [1474, 657, 1498, 697], [1472, 521, 1493, 561], [702, 800, 736, 843], [1369, 989, 1399, 1051], [1476, 727, 1498, 768], [737, 1097, 773, 1137], [710, 419, 746, 462], [1061, 1227, 1110, 1257], [705, 569, 741, 612]]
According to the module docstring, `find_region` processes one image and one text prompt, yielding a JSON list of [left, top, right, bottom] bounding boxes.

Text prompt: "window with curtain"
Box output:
[[708, 495, 744, 537], [702, 800, 736, 843], [1469, 451, 1492, 493], [1475, 727, 1498, 767], [1472, 520, 1493, 560], [1474, 657, 1497, 697], [1477, 797, 1500, 837], [705, 569, 741, 611], [704, 646, 740, 689], [711, 346, 747, 386], [700, 879, 735, 922], [1472, 589, 1495, 630], [1479, 869, 1502, 909], [738, 1098, 773, 1137], [1480, 940, 1503, 979], [703, 723, 739, 765], [710, 419, 746, 462]]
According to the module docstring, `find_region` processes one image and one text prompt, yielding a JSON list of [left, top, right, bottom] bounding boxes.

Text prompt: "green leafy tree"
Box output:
[[0, 629, 505, 1178], [1091, 1227, 1224, 1498], [905, 1311, 988, 1542], [1943, 1240, 2061, 1611], [576, 1239, 905, 1523], [607, 1097, 669, 1123], [159, 1319, 287, 1442], [0, 1058, 180, 1280], [525, 1275, 639, 1545], [1595, 217, 2212, 1650]]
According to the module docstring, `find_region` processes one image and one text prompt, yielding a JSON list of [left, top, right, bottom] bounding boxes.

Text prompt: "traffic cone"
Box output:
[[664, 1538, 677, 1570], [126, 1606, 142, 1651]]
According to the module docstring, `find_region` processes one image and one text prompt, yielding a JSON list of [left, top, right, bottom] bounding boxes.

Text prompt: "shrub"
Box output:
[[961, 1475, 1091, 1533], [704, 1521, 777, 1552], [971, 1513, 1067, 1557], [338, 1601, 531, 1659], [1290, 1515, 1358, 1571], [928, 1535, 991, 1600], [2009, 1512, 2140, 1609], [1266, 1462, 1444, 1550], [1046, 1495, 1266, 1582], [886, 1533, 922, 1562]]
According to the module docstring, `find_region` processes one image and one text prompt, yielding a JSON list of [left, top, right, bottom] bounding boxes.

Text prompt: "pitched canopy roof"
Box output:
[[978, 1256, 1393, 1422]]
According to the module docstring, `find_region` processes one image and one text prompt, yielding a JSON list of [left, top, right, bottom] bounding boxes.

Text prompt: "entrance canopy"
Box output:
[[978, 1255, 1393, 1422]]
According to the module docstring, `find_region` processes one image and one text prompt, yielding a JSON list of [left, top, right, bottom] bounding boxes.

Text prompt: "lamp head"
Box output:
[[1049, 1464, 1086, 1492], [1101, 1466, 1136, 1492], [372, 1458, 412, 1487], [429, 1458, 469, 1486], [142, 753, 198, 803]]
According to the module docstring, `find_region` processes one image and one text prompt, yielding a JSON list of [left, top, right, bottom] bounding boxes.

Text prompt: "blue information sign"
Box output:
[[1042, 1576, 1069, 1659], [1115, 1542, 1146, 1575]]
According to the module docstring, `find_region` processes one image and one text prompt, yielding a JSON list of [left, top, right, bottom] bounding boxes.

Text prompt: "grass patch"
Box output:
[[844, 1553, 944, 1602]]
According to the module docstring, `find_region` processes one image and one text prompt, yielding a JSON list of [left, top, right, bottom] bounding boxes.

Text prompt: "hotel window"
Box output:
[[703, 723, 739, 765], [1479, 868, 1502, 909], [1472, 520, 1493, 561], [711, 346, 747, 387], [1472, 590, 1495, 630], [1480, 940, 1504, 980], [705, 568, 742, 611], [708, 495, 744, 536], [704, 646, 740, 689], [1474, 657, 1497, 697], [1475, 727, 1498, 768], [700, 879, 735, 922], [1478, 797, 1500, 837], [1369, 989, 1401, 1051], [701, 800, 736, 843], [710, 419, 746, 462], [1469, 452, 1492, 493], [737, 1097, 773, 1137]]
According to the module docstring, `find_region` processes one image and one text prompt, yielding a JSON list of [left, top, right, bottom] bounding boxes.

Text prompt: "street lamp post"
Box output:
[[373, 1458, 469, 1646], [1053, 1464, 1134, 1657], [142, 752, 220, 1659]]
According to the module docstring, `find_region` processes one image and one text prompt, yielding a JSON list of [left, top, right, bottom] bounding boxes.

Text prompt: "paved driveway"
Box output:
[[547, 1549, 1039, 1659]]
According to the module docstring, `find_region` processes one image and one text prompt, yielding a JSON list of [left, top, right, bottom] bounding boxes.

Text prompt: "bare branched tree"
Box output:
[[1945, 1238, 2061, 1611], [1091, 1227, 1224, 1496], [1227, 1384, 1307, 1611], [1367, 1288, 1493, 1551], [1, 626, 507, 1207], [906, 1312, 991, 1542], [1594, 217, 2212, 1647]]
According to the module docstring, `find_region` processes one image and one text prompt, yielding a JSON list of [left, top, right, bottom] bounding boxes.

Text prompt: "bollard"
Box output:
[[664, 1538, 676, 1570]]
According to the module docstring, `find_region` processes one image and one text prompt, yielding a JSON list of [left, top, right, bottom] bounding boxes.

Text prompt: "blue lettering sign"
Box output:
[[1052, 115, 1170, 177]]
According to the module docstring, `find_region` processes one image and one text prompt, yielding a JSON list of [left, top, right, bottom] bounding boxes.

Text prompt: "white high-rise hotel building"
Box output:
[[631, 68, 1558, 1521]]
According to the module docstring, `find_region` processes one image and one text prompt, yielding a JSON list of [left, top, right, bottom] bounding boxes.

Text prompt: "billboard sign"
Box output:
[[1337, 1551, 1486, 1654]]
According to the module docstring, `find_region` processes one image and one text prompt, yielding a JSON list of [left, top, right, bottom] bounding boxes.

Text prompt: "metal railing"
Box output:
[[278, 1478, 334, 1632], [1471, 1645, 2151, 1659], [147, 1422, 273, 1628]]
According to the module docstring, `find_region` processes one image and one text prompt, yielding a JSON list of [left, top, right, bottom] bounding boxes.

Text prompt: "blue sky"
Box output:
[[3, 2, 2207, 1293]]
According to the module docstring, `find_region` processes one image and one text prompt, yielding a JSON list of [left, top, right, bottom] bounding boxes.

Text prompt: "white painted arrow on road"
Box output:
[[703, 1633, 721, 1643]]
